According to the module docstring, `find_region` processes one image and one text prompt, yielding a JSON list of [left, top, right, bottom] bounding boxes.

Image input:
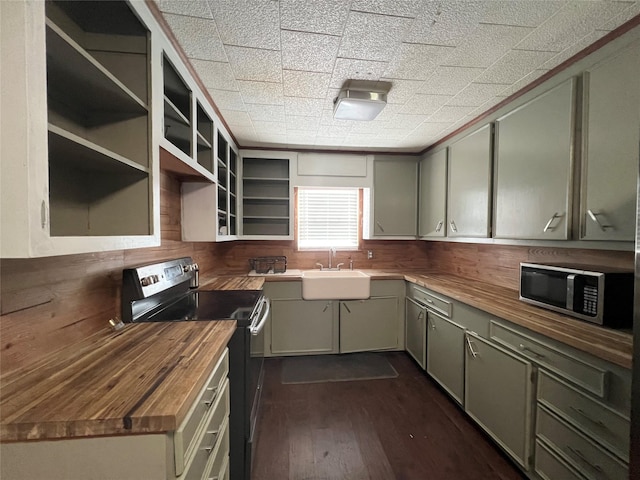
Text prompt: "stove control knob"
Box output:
[[140, 275, 159, 286]]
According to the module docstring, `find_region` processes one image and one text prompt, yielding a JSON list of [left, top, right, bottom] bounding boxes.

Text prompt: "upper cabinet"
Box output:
[[579, 43, 640, 241], [448, 125, 492, 238], [494, 80, 575, 240], [418, 149, 447, 238], [371, 158, 418, 237], [1, 0, 160, 258]]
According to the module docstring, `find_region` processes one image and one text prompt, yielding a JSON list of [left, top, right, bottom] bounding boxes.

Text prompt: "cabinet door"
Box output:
[[418, 150, 447, 237], [373, 159, 417, 236], [426, 312, 465, 404], [270, 299, 336, 355], [494, 80, 574, 240], [405, 298, 427, 369], [448, 125, 492, 238], [465, 333, 533, 470], [340, 297, 399, 353], [580, 43, 640, 241]]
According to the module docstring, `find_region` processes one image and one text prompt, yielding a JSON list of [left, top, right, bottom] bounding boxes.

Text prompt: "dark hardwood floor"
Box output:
[[252, 352, 527, 480]]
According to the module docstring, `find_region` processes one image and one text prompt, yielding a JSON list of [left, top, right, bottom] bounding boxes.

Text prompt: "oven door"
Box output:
[[248, 297, 269, 473]]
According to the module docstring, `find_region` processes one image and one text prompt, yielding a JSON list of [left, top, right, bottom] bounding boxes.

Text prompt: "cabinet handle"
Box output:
[[41, 200, 48, 229], [343, 303, 351, 314], [376, 221, 385, 233], [435, 220, 443, 232], [466, 336, 478, 358], [322, 302, 331, 312], [518, 343, 545, 359], [566, 446, 604, 474], [569, 406, 608, 429], [449, 220, 458, 233], [417, 311, 425, 323], [427, 317, 435, 330], [543, 212, 561, 232], [587, 209, 611, 231]]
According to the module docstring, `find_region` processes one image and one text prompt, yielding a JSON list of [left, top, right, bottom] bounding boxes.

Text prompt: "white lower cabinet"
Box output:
[[340, 297, 399, 353], [464, 332, 534, 470]]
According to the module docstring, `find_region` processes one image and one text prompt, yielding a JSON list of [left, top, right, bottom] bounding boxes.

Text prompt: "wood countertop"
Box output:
[[0, 321, 235, 442], [250, 268, 632, 369]]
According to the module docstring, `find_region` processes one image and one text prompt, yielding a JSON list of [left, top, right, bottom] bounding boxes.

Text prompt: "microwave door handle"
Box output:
[[566, 274, 576, 310], [250, 298, 270, 335]]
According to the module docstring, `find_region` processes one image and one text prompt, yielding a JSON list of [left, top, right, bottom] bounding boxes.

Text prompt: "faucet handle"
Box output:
[[315, 262, 324, 271], [336, 263, 344, 271]]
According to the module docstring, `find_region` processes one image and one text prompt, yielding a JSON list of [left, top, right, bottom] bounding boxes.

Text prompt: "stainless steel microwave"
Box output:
[[519, 263, 634, 328]]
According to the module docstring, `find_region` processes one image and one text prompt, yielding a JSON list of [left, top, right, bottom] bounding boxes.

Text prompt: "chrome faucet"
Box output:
[[328, 247, 336, 269]]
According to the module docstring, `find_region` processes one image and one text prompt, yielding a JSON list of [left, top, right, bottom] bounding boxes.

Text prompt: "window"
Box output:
[[297, 188, 359, 249]]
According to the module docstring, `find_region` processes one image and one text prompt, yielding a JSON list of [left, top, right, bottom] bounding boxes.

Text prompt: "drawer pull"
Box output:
[[466, 337, 479, 358], [204, 430, 220, 453], [566, 446, 605, 475], [425, 298, 433, 304], [204, 387, 218, 406], [518, 344, 546, 359], [569, 406, 608, 429]]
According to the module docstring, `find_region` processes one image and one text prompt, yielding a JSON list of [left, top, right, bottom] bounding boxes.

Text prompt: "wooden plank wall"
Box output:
[[422, 242, 634, 290]]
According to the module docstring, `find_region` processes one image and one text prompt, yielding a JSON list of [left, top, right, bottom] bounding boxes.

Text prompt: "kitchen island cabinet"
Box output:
[[494, 79, 575, 240], [1, 0, 161, 258], [580, 41, 640, 242]]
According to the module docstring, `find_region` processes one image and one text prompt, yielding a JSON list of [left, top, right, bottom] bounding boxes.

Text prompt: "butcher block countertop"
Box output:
[[252, 268, 632, 369], [0, 320, 235, 443]]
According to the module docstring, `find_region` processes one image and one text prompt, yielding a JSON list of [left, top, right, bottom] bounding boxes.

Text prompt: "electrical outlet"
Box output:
[[367, 250, 373, 259]]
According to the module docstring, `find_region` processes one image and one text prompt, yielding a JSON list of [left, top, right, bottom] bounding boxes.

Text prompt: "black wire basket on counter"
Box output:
[[249, 256, 287, 274]]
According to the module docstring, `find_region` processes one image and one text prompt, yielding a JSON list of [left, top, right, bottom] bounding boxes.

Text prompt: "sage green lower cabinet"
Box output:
[[405, 297, 427, 369], [340, 297, 399, 353], [464, 332, 533, 470], [426, 311, 465, 405], [270, 299, 337, 355]]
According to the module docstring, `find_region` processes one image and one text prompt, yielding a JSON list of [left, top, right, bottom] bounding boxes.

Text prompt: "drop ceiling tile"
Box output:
[[428, 105, 477, 123], [206, 89, 246, 111], [281, 31, 340, 73], [384, 43, 455, 80], [515, 1, 632, 52], [163, 14, 227, 62], [287, 132, 318, 145], [286, 115, 321, 131], [191, 60, 237, 90], [350, 120, 390, 134], [399, 94, 451, 115], [338, 12, 412, 62], [229, 125, 256, 143], [419, 66, 484, 95], [283, 71, 331, 98], [330, 58, 389, 88], [325, 88, 341, 110], [225, 46, 282, 82], [474, 50, 557, 84], [496, 69, 549, 98], [317, 124, 352, 137], [412, 121, 454, 136], [351, 0, 426, 18], [247, 104, 286, 123], [208, 0, 280, 50], [220, 110, 253, 127], [284, 97, 325, 117], [448, 82, 511, 107], [384, 114, 429, 130], [280, 0, 351, 36], [258, 133, 288, 144], [156, 0, 213, 18], [404, 2, 485, 47], [599, 2, 640, 29], [237, 81, 284, 106], [383, 79, 426, 104], [481, 1, 566, 27], [443, 24, 534, 68], [252, 121, 286, 135], [538, 30, 608, 71], [315, 136, 347, 146]]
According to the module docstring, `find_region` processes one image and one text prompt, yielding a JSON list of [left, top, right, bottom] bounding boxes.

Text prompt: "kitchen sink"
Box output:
[[301, 270, 370, 300]]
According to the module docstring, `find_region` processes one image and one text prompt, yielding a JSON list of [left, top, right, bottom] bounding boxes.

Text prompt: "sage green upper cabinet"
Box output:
[[418, 149, 447, 237], [447, 125, 492, 238], [580, 42, 640, 241], [494, 80, 575, 240], [372, 158, 417, 237]]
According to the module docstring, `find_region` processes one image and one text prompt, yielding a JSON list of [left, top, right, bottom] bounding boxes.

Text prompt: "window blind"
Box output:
[[297, 188, 359, 249]]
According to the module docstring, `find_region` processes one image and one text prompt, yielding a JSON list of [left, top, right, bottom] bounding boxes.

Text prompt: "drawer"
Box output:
[[490, 321, 608, 397], [409, 284, 452, 317], [538, 371, 629, 462], [175, 348, 229, 476], [535, 439, 585, 480], [536, 406, 628, 480], [202, 416, 230, 480], [181, 379, 230, 480]]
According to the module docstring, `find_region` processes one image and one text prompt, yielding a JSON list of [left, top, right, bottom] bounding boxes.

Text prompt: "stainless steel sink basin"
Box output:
[[301, 270, 370, 300]]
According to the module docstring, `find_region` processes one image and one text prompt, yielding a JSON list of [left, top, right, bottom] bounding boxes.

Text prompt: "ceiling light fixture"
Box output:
[[333, 80, 391, 121]]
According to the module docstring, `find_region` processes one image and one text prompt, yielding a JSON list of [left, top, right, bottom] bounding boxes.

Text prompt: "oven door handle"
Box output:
[[249, 297, 270, 335]]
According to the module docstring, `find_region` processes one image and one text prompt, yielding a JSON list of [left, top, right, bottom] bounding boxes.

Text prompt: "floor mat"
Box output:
[[280, 352, 398, 384]]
